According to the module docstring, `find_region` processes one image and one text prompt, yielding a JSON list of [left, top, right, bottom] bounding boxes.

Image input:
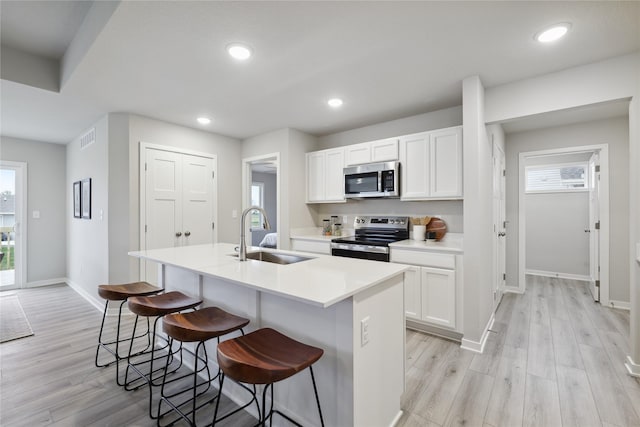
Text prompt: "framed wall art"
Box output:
[[81, 178, 91, 219], [73, 181, 81, 218]]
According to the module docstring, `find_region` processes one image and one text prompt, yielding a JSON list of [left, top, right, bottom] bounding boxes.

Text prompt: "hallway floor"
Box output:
[[397, 275, 640, 427]]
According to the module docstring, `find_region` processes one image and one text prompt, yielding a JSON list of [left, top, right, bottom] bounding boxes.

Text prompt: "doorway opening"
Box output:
[[0, 161, 27, 290], [518, 144, 609, 304], [242, 153, 280, 249]]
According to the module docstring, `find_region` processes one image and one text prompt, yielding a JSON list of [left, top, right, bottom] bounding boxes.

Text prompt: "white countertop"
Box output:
[[389, 232, 463, 254], [129, 243, 407, 308]]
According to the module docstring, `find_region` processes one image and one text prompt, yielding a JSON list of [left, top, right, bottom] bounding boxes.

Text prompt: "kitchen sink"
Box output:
[[230, 251, 312, 265]]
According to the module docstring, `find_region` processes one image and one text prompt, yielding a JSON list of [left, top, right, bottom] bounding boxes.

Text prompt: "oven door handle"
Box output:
[[330, 242, 389, 254]]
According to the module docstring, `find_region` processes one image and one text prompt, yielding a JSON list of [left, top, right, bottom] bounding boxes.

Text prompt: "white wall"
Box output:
[[317, 106, 462, 149], [462, 76, 495, 350], [128, 114, 242, 278], [525, 192, 589, 277], [67, 115, 110, 304], [505, 117, 630, 301], [1, 136, 66, 284], [242, 128, 317, 249]]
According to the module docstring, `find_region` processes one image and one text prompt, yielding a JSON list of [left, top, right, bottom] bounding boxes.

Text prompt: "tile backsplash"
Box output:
[[310, 199, 463, 233]]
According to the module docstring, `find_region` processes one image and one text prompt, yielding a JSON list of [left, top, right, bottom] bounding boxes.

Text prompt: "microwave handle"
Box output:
[[378, 171, 382, 192]]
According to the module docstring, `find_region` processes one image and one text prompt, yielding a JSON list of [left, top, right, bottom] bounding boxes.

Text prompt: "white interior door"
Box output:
[[588, 152, 600, 301], [182, 154, 214, 246], [144, 149, 183, 283], [493, 143, 506, 309], [142, 147, 216, 284]]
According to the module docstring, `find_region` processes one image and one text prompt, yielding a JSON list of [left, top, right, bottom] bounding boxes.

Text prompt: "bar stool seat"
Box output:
[[98, 281, 162, 301], [157, 307, 250, 425], [127, 291, 202, 317], [163, 307, 250, 342], [95, 281, 163, 385], [215, 328, 325, 426], [124, 291, 202, 419]]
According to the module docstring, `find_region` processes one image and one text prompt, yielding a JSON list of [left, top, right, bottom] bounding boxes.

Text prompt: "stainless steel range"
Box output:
[[330, 215, 410, 262]]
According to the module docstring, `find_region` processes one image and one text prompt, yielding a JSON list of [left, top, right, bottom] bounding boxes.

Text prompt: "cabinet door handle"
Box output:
[[184, 231, 191, 237], [175, 232, 182, 237], [498, 232, 506, 237]]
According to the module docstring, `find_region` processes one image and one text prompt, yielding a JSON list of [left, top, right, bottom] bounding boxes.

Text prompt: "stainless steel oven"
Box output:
[[330, 216, 409, 262]]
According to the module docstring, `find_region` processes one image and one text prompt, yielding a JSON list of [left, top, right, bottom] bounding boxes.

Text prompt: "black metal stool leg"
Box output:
[[309, 366, 325, 427]]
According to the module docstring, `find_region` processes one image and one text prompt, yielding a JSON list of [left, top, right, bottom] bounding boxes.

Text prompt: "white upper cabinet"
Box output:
[[371, 138, 399, 162], [306, 147, 345, 203], [400, 126, 463, 200], [430, 128, 463, 198], [345, 143, 371, 166], [344, 138, 399, 166], [399, 132, 430, 199]]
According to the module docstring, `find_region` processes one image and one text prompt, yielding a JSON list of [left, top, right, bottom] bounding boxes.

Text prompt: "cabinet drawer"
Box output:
[[390, 250, 455, 269]]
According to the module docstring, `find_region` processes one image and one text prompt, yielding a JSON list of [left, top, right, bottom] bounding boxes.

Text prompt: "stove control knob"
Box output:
[[400, 220, 405, 225], [390, 219, 396, 224]]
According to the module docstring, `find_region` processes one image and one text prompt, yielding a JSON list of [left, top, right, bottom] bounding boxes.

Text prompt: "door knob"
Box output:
[[175, 232, 182, 237], [184, 231, 191, 237], [584, 229, 591, 233], [498, 232, 506, 237]]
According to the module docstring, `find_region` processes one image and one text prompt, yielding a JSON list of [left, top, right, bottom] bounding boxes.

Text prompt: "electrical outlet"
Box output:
[[360, 316, 370, 346], [342, 215, 348, 224], [32, 210, 40, 219], [232, 209, 238, 218]]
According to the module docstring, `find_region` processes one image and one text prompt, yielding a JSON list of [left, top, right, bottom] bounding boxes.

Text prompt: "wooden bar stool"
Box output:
[[214, 328, 325, 427], [157, 307, 250, 426], [95, 281, 163, 385], [125, 291, 202, 419]]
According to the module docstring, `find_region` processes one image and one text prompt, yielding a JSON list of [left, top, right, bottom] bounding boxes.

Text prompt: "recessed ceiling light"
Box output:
[[197, 117, 211, 125], [227, 43, 252, 60], [328, 98, 343, 108], [535, 23, 571, 43]]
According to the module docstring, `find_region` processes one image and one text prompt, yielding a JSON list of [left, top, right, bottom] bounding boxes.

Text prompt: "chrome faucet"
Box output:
[[239, 206, 271, 261]]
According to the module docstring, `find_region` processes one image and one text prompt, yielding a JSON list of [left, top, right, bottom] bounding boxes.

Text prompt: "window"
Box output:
[[250, 182, 264, 229], [525, 162, 588, 193]]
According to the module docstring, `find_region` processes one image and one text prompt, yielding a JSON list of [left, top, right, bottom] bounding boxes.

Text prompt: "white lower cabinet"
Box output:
[[393, 250, 458, 330], [420, 267, 456, 329], [403, 266, 421, 320]]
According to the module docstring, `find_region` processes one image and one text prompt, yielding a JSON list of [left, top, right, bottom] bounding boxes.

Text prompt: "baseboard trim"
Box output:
[[66, 278, 104, 313], [525, 269, 591, 282], [389, 410, 404, 427], [625, 355, 640, 378], [406, 320, 463, 342], [24, 277, 67, 289], [504, 287, 524, 294], [607, 300, 631, 310], [460, 313, 495, 354]]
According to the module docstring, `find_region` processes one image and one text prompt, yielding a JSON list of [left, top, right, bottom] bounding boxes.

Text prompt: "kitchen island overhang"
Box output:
[[129, 243, 408, 427]]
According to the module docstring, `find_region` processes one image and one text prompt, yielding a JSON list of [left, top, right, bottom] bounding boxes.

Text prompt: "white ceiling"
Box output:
[[1, 1, 638, 144]]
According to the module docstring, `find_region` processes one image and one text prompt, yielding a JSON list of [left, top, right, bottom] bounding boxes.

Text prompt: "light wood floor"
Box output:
[[398, 275, 640, 427], [1, 277, 638, 426]]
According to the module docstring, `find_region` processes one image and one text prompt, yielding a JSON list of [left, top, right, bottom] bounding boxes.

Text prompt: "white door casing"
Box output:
[[517, 144, 609, 305], [0, 161, 27, 289], [140, 144, 216, 284], [493, 142, 506, 309], [588, 151, 601, 301]]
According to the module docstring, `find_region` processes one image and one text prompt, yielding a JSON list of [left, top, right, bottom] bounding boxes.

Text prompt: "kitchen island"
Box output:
[[129, 243, 408, 427]]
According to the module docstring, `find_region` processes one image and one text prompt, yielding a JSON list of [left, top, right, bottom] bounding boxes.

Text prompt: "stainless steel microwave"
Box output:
[[343, 161, 400, 199]]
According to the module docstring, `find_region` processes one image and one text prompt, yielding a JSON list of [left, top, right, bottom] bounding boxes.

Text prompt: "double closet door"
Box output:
[[142, 146, 216, 284]]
